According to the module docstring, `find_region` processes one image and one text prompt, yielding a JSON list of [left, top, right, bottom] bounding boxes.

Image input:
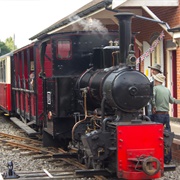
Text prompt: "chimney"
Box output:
[[114, 12, 135, 67]]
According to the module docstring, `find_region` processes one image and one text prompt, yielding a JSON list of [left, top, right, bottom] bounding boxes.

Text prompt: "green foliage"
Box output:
[[5, 36, 17, 51], [0, 36, 17, 56], [0, 41, 11, 56]]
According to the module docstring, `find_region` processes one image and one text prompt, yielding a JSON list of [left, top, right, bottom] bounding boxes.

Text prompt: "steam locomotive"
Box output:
[[0, 12, 174, 179]]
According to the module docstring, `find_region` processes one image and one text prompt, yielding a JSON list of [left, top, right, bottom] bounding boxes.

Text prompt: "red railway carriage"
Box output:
[[0, 52, 14, 114], [12, 43, 44, 131]]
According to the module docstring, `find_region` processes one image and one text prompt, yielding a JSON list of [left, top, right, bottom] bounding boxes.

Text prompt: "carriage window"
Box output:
[[57, 40, 71, 59], [0, 60, 6, 82]]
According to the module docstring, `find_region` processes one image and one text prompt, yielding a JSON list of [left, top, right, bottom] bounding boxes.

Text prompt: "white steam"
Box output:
[[69, 15, 108, 34]]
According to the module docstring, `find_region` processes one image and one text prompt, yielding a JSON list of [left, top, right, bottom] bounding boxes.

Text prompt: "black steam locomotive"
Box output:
[[0, 12, 174, 179], [43, 13, 164, 179]]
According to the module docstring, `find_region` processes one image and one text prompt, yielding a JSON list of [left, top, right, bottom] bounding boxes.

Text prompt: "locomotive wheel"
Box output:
[[77, 150, 85, 164], [92, 160, 101, 169], [84, 154, 92, 169]]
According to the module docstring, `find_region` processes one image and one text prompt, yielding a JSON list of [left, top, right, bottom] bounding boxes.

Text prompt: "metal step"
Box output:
[[10, 117, 38, 136]]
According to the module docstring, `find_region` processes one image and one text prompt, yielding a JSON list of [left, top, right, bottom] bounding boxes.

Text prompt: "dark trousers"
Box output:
[[151, 113, 171, 132], [151, 113, 172, 164]]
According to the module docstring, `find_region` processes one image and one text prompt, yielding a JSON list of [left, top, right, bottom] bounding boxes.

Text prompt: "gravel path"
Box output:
[[0, 115, 75, 174], [0, 115, 180, 180]]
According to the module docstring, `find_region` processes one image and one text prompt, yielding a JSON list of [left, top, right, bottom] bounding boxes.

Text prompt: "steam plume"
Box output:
[[69, 15, 108, 34]]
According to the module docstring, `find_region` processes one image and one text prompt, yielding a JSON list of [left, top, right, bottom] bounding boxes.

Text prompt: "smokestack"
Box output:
[[114, 12, 135, 66]]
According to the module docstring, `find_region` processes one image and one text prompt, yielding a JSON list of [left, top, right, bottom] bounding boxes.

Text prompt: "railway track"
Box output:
[[0, 115, 179, 180], [1, 169, 85, 180], [0, 131, 108, 180], [3, 169, 93, 180], [0, 132, 57, 155]]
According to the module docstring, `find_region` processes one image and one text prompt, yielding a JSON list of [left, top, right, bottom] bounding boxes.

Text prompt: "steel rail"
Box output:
[[0, 132, 41, 145]]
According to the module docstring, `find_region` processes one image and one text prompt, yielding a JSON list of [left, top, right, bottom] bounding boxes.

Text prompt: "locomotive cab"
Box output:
[[40, 31, 119, 148]]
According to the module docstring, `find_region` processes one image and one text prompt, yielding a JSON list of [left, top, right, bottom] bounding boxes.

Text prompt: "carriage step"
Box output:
[[10, 117, 38, 136]]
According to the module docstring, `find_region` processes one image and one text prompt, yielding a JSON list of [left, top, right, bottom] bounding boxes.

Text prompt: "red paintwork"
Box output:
[[0, 83, 12, 111], [15, 91, 19, 111], [13, 44, 39, 121], [20, 92, 24, 112], [25, 93, 28, 113], [117, 123, 164, 179], [30, 95, 36, 116], [35, 47, 44, 121], [46, 43, 53, 77], [12, 41, 53, 123]]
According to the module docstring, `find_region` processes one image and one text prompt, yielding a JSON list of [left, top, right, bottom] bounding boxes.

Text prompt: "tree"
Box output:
[[0, 41, 11, 56], [0, 36, 17, 56], [5, 36, 17, 51]]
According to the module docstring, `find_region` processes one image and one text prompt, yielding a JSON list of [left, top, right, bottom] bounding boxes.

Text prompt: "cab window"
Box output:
[[57, 40, 71, 59]]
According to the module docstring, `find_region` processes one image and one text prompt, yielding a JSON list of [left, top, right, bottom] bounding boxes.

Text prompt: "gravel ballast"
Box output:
[[0, 115, 179, 180]]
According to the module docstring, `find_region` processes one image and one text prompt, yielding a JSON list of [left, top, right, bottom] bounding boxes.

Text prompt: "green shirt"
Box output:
[[152, 84, 180, 111]]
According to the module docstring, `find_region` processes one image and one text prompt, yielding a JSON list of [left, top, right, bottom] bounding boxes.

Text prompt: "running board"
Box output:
[[53, 153, 78, 158], [75, 169, 113, 177], [10, 117, 38, 136]]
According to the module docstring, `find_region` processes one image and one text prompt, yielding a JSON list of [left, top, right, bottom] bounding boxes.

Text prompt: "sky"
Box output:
[[0, 0, 91, 48]]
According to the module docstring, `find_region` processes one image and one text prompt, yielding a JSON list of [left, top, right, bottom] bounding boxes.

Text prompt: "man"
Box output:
[[146, 64, 162, 116], [151, 73, 180, 131], [151, 73, 180, 164], [148, 63, 162, 83]]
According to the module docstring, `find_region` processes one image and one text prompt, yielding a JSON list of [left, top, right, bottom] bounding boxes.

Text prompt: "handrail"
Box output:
[[12, 87, 35, 94]]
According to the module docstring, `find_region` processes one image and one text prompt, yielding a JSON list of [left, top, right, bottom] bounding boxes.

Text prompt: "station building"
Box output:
[[30, 0, 180, 117]]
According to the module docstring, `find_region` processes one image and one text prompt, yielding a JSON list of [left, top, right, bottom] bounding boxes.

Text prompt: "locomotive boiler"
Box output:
[[71, 13, 164, 179]]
